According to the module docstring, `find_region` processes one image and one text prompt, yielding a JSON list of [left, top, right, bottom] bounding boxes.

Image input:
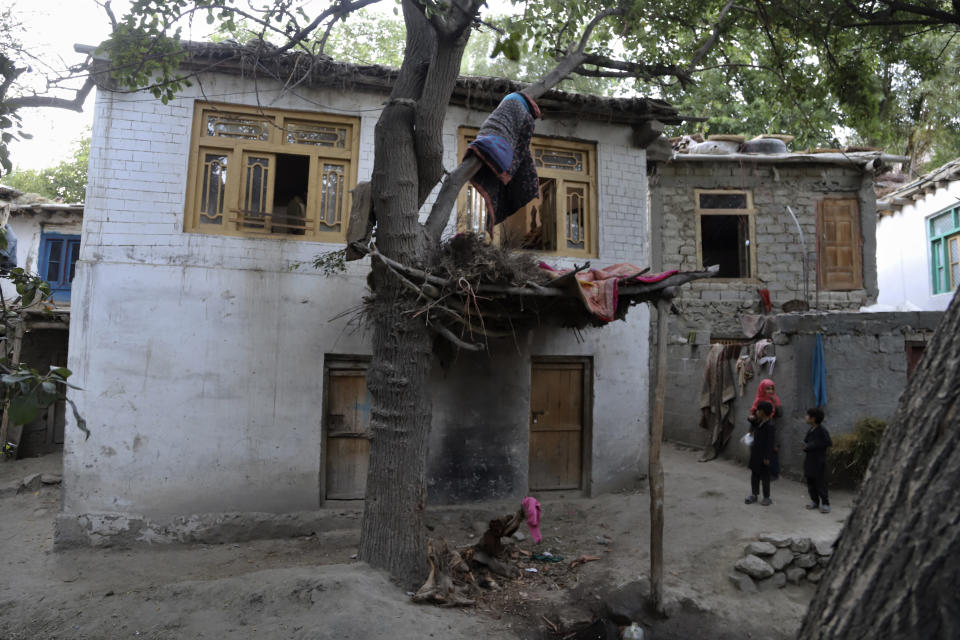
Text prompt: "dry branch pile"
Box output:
[[357, 234, 715, 352]]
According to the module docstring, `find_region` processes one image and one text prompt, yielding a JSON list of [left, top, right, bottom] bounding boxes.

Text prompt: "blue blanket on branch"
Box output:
[[466, 92, 541, 231]]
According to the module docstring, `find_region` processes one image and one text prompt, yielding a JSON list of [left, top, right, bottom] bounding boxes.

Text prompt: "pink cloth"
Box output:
[[521, 496, 542, 543], [538, 263, 679, 323]]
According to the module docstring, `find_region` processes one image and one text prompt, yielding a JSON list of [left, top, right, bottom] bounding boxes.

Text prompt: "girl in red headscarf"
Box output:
[[749, 379, 781, 421], [749, 378, 783, 480]]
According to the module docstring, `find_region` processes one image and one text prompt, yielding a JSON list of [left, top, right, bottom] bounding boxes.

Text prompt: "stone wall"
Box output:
[[661, 311, 943, 478], [649, 160, 879, 337]]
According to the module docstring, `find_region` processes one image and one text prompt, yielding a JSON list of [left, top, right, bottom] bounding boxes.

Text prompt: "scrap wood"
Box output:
[[412, 538, 475, 607], [542, 615, 560, 633], [568, 554, 602, 569]]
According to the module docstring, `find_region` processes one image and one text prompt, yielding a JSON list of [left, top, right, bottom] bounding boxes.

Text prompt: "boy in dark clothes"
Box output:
[[803, 407, 833, 513], [745, 401, 776, 506]]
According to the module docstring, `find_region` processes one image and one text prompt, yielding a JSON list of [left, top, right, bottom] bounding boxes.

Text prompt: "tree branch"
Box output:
[[423, 7, 626, 243], [6, 77, 95, 112], [686, 0, 737, 72], [275, 0, 385, 54]]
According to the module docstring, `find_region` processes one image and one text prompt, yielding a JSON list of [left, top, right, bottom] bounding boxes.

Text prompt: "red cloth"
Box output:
[[750, 378, 782, 416], [522, 496, 542, 543], [539, 263, 679, 323]]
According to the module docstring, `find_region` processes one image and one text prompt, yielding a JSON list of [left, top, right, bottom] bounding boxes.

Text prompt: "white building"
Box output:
[[58, 44, 684, 545], [876, 158, 960, 310]]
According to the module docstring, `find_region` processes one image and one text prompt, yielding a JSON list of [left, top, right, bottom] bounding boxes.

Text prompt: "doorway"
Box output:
[[528, 358, 591, 491], [322, 359, 371, 501]]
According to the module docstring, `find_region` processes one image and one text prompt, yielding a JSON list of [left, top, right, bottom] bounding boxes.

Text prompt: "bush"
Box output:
[[827, 417, 888, 488]]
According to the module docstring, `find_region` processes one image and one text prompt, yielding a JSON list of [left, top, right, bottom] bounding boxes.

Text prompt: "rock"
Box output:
[[728, 572, 757, 593], [744, 541, 777, 556], [817, 556, 830, 567], [18, 473, 42, 493], [813, 539, 834, 556], [734, 554, 775, 579], [595, 535, 612, 545], [786, 567, 806, 584], [791, 537, 812, 553], [769, 548, 794, 571], [757, 572, 787, 591], [794, 553, 817, 569], [512, 531, 526, 541], [807, 568, 824, 583], [41, 474, 62, 485], [601, 580, 649, 625], [759, 533, 793, 547]]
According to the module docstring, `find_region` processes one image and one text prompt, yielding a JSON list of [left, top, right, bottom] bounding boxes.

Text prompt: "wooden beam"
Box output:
[[0, 316, 26, 454], [648, 297, 669, 615]]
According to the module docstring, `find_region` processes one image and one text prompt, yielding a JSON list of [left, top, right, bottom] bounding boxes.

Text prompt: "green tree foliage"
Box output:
[[3, 133, 89, 202]]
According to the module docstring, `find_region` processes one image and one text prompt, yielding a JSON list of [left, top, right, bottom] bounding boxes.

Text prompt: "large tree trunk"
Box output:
[[798, 291, 960, 639], [357, 1, 472, 588]]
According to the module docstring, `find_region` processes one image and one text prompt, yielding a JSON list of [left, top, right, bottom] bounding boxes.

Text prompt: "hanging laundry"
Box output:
[[753, 339, 776, 376], [698, 344, 740, 461], [735, 354, 754, 397], [812, 332, 827, 407], [466, 92, 541, 231]]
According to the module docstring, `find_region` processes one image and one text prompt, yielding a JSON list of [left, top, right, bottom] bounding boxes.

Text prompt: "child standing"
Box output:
[[745, 401, 776, 506], [803, 408, 833, 513]]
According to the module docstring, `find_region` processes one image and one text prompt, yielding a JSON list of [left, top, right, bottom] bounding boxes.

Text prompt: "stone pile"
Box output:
[[729, 533, 834, 592]]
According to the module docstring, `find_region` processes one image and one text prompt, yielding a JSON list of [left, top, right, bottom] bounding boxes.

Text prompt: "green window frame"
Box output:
[[928, 207, 960, 294]]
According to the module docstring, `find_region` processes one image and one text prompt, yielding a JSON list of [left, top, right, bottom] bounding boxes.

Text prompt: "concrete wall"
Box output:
[[661, 311, 942, 478], [876, 180, 960, 311], [650, 161, 879, 336], [60, 73, 652, 544]]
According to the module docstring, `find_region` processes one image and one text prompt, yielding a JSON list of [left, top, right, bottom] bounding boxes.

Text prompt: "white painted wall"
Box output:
[[64, 72, 652, 530], [1, 209, 83, 303], [876, 180, 960, 310]]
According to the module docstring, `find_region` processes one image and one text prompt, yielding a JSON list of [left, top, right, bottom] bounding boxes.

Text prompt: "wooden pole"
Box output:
[[0, 313, 25, 458], [648, 296, 670, 615]]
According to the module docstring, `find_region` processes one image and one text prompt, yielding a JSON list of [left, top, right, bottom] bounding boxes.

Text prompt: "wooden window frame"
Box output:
[[39, 232, 81, 304], [184, 102, 360, 242], [928, 207, 960, 295], [693, 189, 757, 281], [455, 128, 598, 258], [816, 197, 863, 291]]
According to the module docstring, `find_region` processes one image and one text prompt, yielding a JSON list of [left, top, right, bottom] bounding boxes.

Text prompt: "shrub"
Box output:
[[827, 417, 888, 488]]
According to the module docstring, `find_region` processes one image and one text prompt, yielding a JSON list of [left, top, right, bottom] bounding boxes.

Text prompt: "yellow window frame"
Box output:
[[456, 128, 598, 258], [693, 188, 757, 280], [184, 101, 360, 242]]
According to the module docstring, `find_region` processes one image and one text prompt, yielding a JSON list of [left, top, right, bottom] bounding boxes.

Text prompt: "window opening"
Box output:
[[701, 214, 751, 278]]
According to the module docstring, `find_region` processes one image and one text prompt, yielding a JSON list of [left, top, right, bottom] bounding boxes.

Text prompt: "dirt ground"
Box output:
[[0, 443, 851, 639]]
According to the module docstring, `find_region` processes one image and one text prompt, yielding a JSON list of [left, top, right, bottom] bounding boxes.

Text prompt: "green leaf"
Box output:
[[51, 367, 72, 378], [8, 395, 40, 426]]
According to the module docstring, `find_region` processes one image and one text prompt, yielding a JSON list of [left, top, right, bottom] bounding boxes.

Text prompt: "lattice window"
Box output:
[[457, 130, 597, 258], [185, 103, 359, 241]]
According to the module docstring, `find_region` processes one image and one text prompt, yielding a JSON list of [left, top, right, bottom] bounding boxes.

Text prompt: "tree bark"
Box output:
[[357, 0, 471, 588], [798, 291, 960, 639]]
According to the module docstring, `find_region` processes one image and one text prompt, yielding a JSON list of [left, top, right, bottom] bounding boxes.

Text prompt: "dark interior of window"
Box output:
[[699, 192, 747, 209], [273, 154, 310, 235], [701, 214, 750, 277], [499, 178, 557, 252]]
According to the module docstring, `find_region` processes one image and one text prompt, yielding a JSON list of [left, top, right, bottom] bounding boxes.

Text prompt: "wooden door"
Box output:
[[818, 198, 863, 290], [529, 361, 585, 490], [324, 368, 371, 500]]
